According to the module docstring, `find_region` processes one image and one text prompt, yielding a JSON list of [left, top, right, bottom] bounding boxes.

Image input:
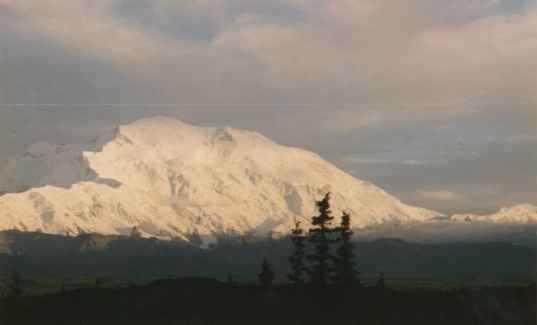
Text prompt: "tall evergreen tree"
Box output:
[[2, 270, 24, 321], [376, 272, 385, 290], [307, 192, 336, 287], [258, 258, 275, 289], [334, 212, 359, 286], [288, 220, 307, 285], [4, 270, 23, 299]]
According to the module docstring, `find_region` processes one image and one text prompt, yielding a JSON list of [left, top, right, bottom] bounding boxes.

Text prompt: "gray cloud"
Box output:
[[0, 0, 535, 214]]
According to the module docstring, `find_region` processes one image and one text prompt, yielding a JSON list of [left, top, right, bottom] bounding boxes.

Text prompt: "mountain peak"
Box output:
[[113, 116, 202, 146], [213, 127, 235, 142], [0, 117, 439, 242]]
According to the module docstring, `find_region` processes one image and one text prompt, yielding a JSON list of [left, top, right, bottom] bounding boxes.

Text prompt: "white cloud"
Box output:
[[2, 0, 535, 114], [0, 0, 535, 214], [0, 1, 193, 75]]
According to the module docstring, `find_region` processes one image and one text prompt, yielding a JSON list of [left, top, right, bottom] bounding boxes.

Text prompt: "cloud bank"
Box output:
[[0, 0, 535, 214]]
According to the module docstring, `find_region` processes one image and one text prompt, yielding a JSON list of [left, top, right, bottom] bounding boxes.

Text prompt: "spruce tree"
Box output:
[[334, 212, 359, 286], [5, 270, 23, 299], [376, 272, 385, 290], [258, 258, 275, 289], [307, 192, 336, 287], [288, 220, 307, 285], [3, 270, 23, 321]]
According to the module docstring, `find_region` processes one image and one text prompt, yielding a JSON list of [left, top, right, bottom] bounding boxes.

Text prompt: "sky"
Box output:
[[0, 0, 535, 215]]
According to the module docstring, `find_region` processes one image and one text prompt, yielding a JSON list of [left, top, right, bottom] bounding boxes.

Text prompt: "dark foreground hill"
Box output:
[[1, 276, 535, 325]]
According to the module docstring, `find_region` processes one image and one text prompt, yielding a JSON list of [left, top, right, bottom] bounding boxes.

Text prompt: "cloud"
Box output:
[[2, 0, 535, 111], [0, 1, 192, 71], [0, 0, 535, 214]]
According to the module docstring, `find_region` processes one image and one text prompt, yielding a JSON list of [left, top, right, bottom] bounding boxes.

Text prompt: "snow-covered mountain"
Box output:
[[0, 117, 438, 242], [451, 204, 537, 224]]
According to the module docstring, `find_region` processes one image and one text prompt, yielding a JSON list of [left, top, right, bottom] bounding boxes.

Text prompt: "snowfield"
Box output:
[[0, 117, 534, 243]]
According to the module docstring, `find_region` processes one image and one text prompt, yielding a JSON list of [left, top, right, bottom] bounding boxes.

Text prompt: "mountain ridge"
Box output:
[[451, 204, 537, 223], [0, 116, 464, 242]]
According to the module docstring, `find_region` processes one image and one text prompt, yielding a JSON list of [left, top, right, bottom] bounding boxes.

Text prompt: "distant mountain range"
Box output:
[[0, 117, 534, 243], [451, 204, 537, 223]]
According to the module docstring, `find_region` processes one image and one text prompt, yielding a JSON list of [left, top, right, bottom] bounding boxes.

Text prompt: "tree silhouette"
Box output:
[[2, 270, 24, 321], [4, 270, 23, 299], [334, 212, 359, 286], [376, 272, 385, 290], [258, 258, 275, 289], [288, 220, 307, 285], [307, 193, 336, 287]]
